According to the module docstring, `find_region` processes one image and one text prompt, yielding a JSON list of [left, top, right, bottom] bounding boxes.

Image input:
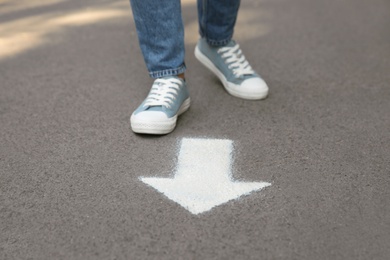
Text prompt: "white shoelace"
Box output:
[[144, 78, 182, 109], [217, 44, 255, 77]]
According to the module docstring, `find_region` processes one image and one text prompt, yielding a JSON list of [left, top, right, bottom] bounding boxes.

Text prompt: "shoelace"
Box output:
[[217, 43, 255, 77], [144, 78, 182, 109]]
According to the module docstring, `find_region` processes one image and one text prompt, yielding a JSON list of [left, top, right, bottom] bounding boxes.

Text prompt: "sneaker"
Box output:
[[195, 38, 269, 100], [130, 76, 190, 134]]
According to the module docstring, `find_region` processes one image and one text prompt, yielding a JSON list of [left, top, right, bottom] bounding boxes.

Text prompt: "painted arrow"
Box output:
[[140, 138, 271, 215]]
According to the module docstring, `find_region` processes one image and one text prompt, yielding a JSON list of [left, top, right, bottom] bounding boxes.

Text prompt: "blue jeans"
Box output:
[[129, 0, 241, 78]]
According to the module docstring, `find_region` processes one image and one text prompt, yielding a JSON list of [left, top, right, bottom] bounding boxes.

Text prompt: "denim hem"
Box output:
[[149, 64, 186, 79], [204, 37, 232, 47]]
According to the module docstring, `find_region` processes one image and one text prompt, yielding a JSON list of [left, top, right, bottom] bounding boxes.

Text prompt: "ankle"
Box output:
[[177, 73, 185, 80]]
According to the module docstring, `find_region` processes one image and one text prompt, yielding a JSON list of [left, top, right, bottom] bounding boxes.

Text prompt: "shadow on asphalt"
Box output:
[[0, 0, 130, 61]]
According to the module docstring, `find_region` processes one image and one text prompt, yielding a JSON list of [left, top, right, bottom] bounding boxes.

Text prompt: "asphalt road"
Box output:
[[1, 0, 390, 259]]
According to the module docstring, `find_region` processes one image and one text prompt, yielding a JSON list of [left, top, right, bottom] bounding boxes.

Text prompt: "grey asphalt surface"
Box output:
[[1, 0, 390, 259]]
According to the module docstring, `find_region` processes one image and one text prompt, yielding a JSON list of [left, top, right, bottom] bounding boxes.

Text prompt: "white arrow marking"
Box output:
[[140, 138, 271, 215]]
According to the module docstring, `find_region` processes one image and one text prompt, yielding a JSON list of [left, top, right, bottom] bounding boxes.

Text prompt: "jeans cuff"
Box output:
[[204, 37, 232, 47], [149, 64, 186, 79]]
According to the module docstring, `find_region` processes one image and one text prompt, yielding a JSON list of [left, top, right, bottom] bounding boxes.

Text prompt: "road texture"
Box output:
[[1, 0, 390, 259]]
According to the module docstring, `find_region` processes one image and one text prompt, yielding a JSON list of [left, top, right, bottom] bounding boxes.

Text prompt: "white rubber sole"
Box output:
[[130, 98, 191, 135], [195, 46, 268, 100]]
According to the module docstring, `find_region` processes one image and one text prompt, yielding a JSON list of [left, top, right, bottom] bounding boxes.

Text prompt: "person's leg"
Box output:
[[197, 0, 241, 47], [195, 0, 269, 100], [129, 0, 186, 78], [129, 0, 190, 134]]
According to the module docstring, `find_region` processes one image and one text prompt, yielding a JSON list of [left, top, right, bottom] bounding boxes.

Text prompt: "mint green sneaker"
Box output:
[[130, 76, 190, 134], [195, 38, 269, 100]]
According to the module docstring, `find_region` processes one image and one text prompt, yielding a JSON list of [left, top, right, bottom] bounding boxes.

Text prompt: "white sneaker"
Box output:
[[130, 76, 190, 134], [195, 38, 269, 100]]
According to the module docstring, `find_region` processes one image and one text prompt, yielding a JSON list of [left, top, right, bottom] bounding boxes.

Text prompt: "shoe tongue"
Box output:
[[161, 75, 184, 83], [225, 40, 236, 47]]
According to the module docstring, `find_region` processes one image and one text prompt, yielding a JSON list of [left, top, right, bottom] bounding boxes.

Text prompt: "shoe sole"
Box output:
[[130, 98, 191, 135], [195, 46, 268, 100]]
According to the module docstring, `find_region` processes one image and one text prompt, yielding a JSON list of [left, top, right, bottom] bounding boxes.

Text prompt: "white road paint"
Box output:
[[140, 138, 271, 215]]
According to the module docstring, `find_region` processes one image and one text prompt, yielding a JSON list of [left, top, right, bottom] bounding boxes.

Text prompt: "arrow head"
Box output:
[[141, 177, 271, 215]]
